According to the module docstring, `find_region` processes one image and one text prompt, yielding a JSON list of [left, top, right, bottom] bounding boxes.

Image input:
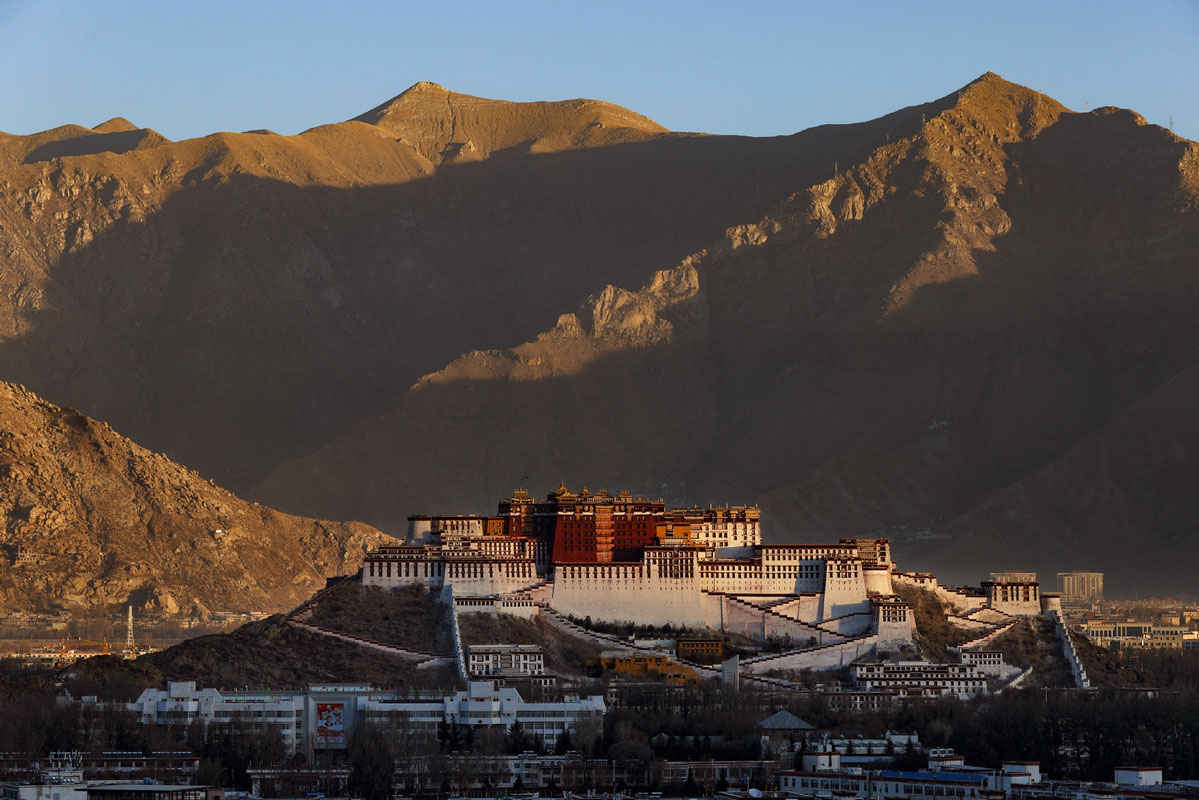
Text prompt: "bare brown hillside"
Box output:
[[254, 75, 1199, 592], [0, 81, 923, 491], [1, 74, 1197, 592], [0, 382, 386, 614]]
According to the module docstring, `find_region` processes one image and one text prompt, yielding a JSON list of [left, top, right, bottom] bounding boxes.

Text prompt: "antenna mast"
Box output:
[[126, 605, 135, 659]]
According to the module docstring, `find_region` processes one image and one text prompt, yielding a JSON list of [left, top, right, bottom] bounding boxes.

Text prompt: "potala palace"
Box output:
[[361, 485, 1064, 671]]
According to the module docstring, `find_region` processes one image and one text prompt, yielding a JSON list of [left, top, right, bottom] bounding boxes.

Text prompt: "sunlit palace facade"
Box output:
[[362, 485, 916, 645]]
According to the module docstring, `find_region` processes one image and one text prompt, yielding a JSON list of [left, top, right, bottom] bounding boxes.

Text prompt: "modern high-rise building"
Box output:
[[1057, 571, 1104, 603]]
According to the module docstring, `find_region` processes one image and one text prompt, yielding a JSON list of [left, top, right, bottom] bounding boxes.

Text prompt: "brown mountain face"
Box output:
[[1, 74, 1197, 593], [0, 382, 386, 614], [354, 81, 671, 160]]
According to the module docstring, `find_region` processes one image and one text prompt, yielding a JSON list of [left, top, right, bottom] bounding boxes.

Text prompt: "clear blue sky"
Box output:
[[1, 0, 1196, 141]]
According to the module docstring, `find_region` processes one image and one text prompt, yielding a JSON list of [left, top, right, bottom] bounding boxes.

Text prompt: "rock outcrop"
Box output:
[[0, 382, 387, 614]]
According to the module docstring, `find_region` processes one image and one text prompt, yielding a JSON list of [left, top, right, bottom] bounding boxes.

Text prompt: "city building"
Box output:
[[467, 644, 546, 677], [0, 755, 88, 800], [83, 788, 217, 800], [958, 651, 1008, 677], [755, 709, 815, 740], [852, 662, 990, 699], [676, 638, 723, 662], [244, 767, 350, 798], [1083, 623, 1189, 649], [795, 731, 922, 759], [0, 753, 197, 783], [598, 651, 699, 684], [781, 757, 1040, 800], [784, 748, 1199, 800], [390, 753, 776, 793], [1057, 572, 1104, 604], [122, 680, 604, 755], [825, 690, 898, 713]]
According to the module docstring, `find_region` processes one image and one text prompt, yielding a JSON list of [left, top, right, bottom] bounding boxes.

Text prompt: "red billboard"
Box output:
[[315, 702, 345, 741]]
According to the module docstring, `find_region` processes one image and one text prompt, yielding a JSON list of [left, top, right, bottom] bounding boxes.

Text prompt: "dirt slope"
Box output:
[[0, 382, 387, 614]]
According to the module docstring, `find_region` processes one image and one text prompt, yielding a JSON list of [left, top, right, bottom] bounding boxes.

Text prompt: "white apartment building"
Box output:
[[958, 651, 1007, 677], [853, 662, 990, 699], [122, 681, 603, 754], [781, 759, 1042, 800], [360, 682, 603, 748], [467, 644, 546, 677]]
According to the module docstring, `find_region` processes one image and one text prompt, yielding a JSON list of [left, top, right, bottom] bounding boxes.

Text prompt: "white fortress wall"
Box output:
[[945, 614, 998, 631], [548, 562, 709, 628], [863, 565, 894, 595], [985, 581, 1043, 616], [364, 552, 539, 596], [407, 517, 435, 543], [741, 634, 881, 672], [363, 552, 445, 589], [454, 596, 540, 618], [441, 559, 540, 597], [767, 593, 822, 623], [873, 600, 915, 642], [892, 571, 981, 612], [762, 611, 841, 645], [767, 597, 802, 618], [816, 612, 875, 635], [817, 558, 871, 619]]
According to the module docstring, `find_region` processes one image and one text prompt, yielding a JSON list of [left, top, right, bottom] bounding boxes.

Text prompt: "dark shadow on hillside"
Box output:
[[24, 128, 166, 162], [879, 109, 1199, 591], [0, 96, 938, 494]]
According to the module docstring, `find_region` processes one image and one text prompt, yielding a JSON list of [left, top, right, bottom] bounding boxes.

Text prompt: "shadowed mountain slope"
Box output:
[[0, 82, 916, 488], [1, 75, 1197, 592], [254, 75, 1199, 591]]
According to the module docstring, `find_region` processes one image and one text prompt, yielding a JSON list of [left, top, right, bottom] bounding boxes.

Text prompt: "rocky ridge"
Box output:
[[0, 382, 386, 614], [1, 75, 1197, 591], [254, 74, 1199, 590]]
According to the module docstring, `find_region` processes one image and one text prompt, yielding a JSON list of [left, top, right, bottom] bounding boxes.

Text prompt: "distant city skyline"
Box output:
[[1, 0, 1196, 141]]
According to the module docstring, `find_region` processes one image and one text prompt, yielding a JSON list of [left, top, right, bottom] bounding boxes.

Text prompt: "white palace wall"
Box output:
[[545, 549, 877, 636], [768, 594, 821, 623], [364, 553, 539, 597], [818, 558, 872, 620], [742, 634, 882, 672], [863, 565, 894, 595], [363, 534, 914, 646], [892, 572, 982, 612], [549, 562, 709, 628]]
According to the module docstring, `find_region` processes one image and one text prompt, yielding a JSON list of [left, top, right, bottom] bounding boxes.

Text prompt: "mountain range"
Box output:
[[1, 73, 1196, 600]]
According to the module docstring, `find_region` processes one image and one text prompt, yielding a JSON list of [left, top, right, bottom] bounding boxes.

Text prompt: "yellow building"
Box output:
[[597, 651, 699, 684], [677, 639, 723, 663]]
